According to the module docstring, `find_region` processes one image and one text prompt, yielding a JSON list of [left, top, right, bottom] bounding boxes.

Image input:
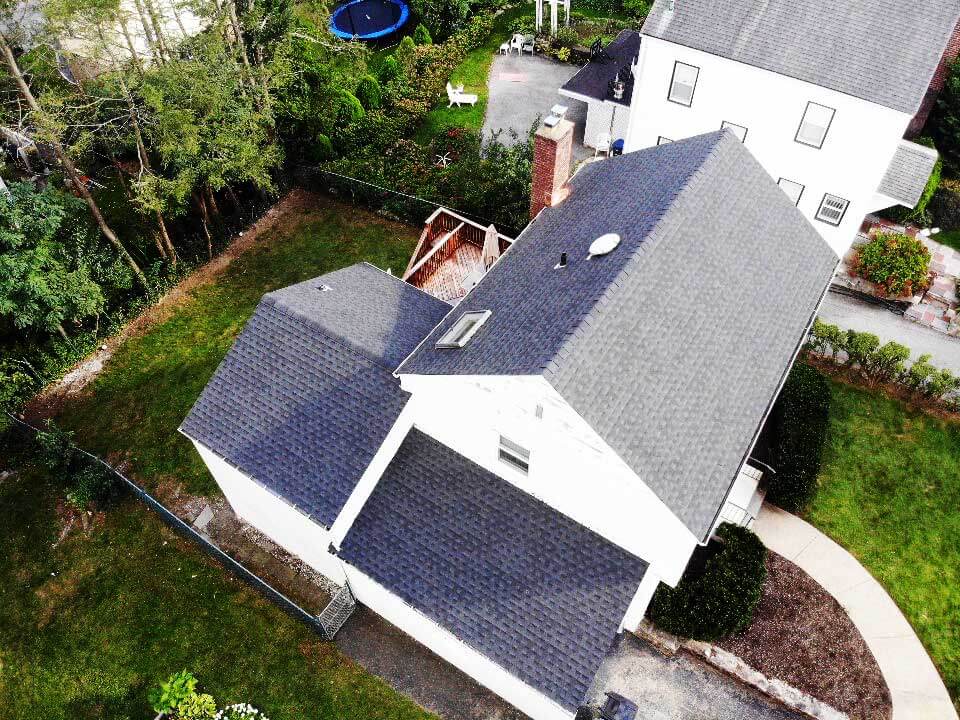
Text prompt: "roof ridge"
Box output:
[[259, 295, 397, 372]]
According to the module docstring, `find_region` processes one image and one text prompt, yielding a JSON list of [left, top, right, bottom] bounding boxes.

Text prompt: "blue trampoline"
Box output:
[[330, 0, 410, 40]]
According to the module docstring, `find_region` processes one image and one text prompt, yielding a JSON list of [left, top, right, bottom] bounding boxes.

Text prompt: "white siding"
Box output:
[[191, 440, 347, 584], [626, 36, 911, 257], [399, 374, 698, 586], [342, 563, 575, 720], [583, 101, 633, 150]]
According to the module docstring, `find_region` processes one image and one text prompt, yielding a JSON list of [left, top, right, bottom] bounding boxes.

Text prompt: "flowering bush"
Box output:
[[853, 232, 931, 297], [216, 703, 271, 720]]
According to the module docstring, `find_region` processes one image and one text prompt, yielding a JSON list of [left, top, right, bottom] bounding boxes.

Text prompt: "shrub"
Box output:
[[554, 25, 579, 49], [150, 671, 199, 716], [556, 46, 570, 62], [179, 693, 217, 720], [622, 0, 651, 19], [333, 90, 365, 127], [904, 354, 960, 400], [308, 133, 333, 163], [413, 23, 433, 44], [860, 340, 910, 386], [930, 177, 960, 231], [355, 75, 382, 110], [410, 0, 470, 40], [35, 421, 77, 474], [929, 58, 960, 175], [907, 152, 941, 226], [394, 35, 417, 70], [843, 328, 880, 368], [378, 55, 400, 83], [648, 524, 767, 641], [808, 319, 846, 361], [766, 363, 831, 512], [853, 232, 931, 297], [216, 704, 270, 720], [65, 462, 117, 509]]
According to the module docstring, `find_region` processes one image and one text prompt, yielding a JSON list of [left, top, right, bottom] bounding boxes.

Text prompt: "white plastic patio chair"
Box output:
[[510, 33, 524, 54], [498, 40, 510, 54], [521, 35, 535, 55], [595, 132, 612, 157], [446, 82, 478, 108]]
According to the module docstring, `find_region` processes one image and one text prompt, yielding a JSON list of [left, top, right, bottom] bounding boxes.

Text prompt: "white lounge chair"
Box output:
[[446, 82, 478, 108], [595, 132, 612, 157]]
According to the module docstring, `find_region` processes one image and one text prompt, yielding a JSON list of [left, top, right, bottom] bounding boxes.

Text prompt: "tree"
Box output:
[[930, 58, 960, 175], [409, 0, 468, 40], [355, 74, 382, 110], [412, 23, 432, 45], [0, 182, 104, 340]]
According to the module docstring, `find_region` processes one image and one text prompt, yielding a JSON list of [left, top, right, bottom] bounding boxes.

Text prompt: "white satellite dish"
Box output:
[[588, 233, 621, 257]]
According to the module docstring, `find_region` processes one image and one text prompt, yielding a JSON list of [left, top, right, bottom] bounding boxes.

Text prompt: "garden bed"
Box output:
[[718, 552, 892, 720]]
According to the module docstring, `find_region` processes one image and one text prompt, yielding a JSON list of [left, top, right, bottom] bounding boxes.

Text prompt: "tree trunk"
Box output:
[[225, 184, 241, 214], [196, 192, 214, 260], [227, 0, 257, 90], [118, 16, 145, 77], [156, 210, 177, 266], [170, 1, 189, 37], [143, 0, 170, 59], [56, 323, 70, 343], [205, 185, 220, 216], [133, 0, 165, 60], [0, 34, 150, 293]]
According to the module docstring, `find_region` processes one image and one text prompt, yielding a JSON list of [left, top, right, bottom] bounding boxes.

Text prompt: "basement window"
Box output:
[[436, 310, 491, 348], [498, 435, 530, 475], [668, 62, 699, 106], [815, 194, 849, 226], [721, 121, 748, 142], [795, 102, 835, 149], [777, 178, 805, 206]]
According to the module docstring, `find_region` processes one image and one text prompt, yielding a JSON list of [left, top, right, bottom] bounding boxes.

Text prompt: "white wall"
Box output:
[[626, 36, 911, 257], [342, 563, 575, 720], [583, 101, 632, 150], [191, 440, 347, 584], [398, 374, 698, 586]]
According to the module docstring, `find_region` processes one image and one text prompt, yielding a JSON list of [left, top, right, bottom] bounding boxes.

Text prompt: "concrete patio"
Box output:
[[482, 52, 593, 163]]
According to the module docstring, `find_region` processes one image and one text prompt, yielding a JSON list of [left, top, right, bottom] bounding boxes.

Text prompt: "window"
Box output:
[[436, 310, 491, 348], [795, 102, 835, 148], [815, 194, 849, 226], [498, 435, 530, 474], [668, 62, 699, 106], [777, 178, 805, 206], [657, 136, 673, 145], [721, 121, 748, 142]]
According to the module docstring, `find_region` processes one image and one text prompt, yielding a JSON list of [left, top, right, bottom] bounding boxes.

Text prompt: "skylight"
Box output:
[[436, 310, 491, 349]]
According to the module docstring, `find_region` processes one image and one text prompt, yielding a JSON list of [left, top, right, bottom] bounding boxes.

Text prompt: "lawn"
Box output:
[[0, 466, 435, 720], [935, 228, 960, 252], [806, 378, 960, 702], [413, 4, 532, 144], [57, 195, 419, 497]]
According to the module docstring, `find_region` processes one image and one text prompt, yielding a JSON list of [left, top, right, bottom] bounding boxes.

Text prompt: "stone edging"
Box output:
[[636, 621, 848, 720]]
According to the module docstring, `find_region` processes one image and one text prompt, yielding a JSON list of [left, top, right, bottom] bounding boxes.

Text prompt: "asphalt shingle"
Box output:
[[642, 0, 960, 114], [561, 30, 641, 106], [339, 428, 648, 712], [180, 264, 450, 527], [400, 131, 838, 539], [878, 140, 940, 209]]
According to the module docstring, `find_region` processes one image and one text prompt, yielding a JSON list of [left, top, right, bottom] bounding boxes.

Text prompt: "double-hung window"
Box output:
[[668, 62, 699, 106], [795, 102, 835, 148], [777, 178, 805, 206], [498, 435, 530, 474], [815, 194, 849, 226]]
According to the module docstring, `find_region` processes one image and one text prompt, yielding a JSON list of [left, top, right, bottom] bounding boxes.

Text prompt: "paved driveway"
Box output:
[[818, 290, 960, 374], [586, 634, 807, 720], [483, 53, 592, 162]]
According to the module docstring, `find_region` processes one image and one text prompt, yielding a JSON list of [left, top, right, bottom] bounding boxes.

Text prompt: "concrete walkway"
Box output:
[[818, 290, 960, 374], [753, 504, 958, 720]]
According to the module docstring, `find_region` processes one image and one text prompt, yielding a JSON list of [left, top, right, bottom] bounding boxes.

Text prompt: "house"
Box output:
[[181, 128, 838, 720], [559, 30, 641, 151], [571, 0, 960, 256]]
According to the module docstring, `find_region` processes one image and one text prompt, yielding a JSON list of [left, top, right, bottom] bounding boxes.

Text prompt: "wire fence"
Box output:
[[4, 414, 344, 641]]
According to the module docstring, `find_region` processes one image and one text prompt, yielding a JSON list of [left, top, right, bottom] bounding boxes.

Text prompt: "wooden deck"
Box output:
[[417, 242, 484, 303], [403, 208, 514, 304]]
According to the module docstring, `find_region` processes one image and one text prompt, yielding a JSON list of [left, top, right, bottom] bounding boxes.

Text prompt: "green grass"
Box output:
[[58, 199, 418, 496], [413, 4, 532, 144], [806, 379, 960, 701], [0, 467, 435, 720], [935, 229, 960, 252]]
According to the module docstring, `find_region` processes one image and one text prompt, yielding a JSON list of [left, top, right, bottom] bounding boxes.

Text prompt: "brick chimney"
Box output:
[[530, 119, 575, 219], [907, 17, 960, 137]]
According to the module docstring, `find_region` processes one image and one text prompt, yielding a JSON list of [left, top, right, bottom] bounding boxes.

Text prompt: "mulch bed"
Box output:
[[718, 551, 892, 720]]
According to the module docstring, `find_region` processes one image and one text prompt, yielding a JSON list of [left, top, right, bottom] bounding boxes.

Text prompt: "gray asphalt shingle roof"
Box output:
[[878, 140, 940, 209], [180, 263, 450, 527], [401, 131, 838, 538], [339, 427, 648, 712], [560, 30, 641, 106], [642, 0, 960, 114]]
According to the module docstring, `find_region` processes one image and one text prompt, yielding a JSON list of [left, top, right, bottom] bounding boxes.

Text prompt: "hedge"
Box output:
[[765, 363, 832, 512], [648, 523, 767, 641]]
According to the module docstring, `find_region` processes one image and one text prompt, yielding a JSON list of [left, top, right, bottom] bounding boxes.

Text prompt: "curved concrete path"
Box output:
[[753, 504, 957, 720]]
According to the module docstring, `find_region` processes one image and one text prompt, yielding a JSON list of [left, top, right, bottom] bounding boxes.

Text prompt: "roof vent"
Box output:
[[588, 233, 621, 258], [555, 252, 568, 269], [317, 283, 332, 292]]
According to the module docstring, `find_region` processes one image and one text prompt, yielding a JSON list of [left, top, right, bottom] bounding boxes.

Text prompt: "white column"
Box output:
[[535, 0, 542, 32], [550, 0, 558, 35]]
